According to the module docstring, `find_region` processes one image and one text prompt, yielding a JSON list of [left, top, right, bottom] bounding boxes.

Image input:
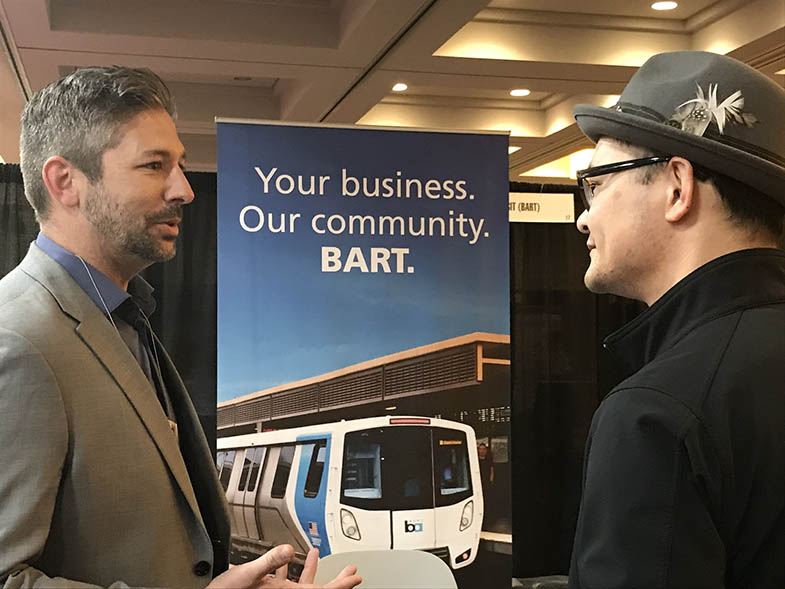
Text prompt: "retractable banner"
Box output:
[[217, 120, 510, 586]]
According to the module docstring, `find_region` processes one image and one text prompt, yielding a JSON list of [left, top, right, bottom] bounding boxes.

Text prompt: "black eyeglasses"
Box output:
[[576, 156, 672, 209]]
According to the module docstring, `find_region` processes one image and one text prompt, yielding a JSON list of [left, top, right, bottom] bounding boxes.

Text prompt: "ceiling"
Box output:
[[1, 0, 783, 179]]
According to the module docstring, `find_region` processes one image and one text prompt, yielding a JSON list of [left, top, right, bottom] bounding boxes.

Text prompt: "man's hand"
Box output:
[[207, 544, 362, 589]]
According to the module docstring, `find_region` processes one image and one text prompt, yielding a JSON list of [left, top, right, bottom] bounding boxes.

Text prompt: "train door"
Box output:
[[227, 449, 251, 538], [239, 446, 266, 541], [293, 435, 331, 555], [255, 444, 310, 553], [386, 427, 436, 551]]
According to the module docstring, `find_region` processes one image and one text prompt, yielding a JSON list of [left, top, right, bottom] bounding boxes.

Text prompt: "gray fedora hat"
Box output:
[[574, 51, 785, 207]]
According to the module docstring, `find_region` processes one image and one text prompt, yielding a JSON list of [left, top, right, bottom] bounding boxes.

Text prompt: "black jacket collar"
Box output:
[[605, 248, 785, 379]]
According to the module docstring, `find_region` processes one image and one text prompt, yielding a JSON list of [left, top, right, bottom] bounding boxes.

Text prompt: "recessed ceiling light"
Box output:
[[651, 1, 678, 10], [510, 88, 531, 97], [392, 83, 408, 92]]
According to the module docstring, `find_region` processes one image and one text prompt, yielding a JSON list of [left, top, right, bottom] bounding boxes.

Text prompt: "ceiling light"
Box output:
[[520, 148, 595, 179], [508, 146, 521, 155], [651, 1, 678, 10], [509, 89, 531, 97], [385, 406, 397, 411], [392, 83, 408, 92]]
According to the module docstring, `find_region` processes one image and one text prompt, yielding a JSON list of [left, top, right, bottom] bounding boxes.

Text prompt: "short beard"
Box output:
[[84, 184, 182, 265]]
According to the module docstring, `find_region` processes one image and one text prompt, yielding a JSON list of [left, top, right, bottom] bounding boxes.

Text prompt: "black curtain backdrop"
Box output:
[[1, 165, 644, 577], [1, 164, 39, 274], [0, 165, 219, 455], [142, 172, 218, 456], [508, 181, 645, 578]]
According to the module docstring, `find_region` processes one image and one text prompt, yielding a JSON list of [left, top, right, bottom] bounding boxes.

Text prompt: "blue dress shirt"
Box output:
[[35, 233, 174, 421]]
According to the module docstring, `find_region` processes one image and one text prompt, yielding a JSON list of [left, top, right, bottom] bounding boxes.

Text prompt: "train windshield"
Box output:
[[341, 426, 472, 511]]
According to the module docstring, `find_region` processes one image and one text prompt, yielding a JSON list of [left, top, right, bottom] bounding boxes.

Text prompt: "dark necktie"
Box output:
[[113, 298, 176, 426]]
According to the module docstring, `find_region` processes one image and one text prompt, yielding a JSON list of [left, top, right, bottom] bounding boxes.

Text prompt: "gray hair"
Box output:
[[20, 66, 176, 222]]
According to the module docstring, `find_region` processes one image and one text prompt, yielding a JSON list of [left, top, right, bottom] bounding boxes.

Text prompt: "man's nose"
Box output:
[[166, 166, 195, 204], [576, 208, 590, 234]]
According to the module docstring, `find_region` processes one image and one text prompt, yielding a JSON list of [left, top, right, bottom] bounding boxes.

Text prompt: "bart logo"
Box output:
[[404, 520, 423, 533]]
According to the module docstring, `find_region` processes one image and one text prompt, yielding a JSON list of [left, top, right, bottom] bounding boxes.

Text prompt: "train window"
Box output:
[[433, 428, 472, 506], [246, 447, 266, 493], [270, 445, 295, 499], [237, 449, 254, 492], [342, 431, 382, 502], [219, 450, 236, 491], [341, 427, 433, 511], [304, 442, 327, 498], [215, 451, 224, 473]]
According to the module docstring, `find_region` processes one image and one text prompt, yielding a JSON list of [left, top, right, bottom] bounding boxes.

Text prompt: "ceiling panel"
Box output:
[[0, 0, 781, 175]]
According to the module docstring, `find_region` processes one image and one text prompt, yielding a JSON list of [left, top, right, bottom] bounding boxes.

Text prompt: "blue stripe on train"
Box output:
[[294, 433, 332, 557]]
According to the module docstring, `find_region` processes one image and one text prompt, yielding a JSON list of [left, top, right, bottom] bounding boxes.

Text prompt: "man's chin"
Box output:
[[148, 230, 178, 258], [129, 239, 177, 265], [155, 242, 177, 262], [157, 250, 176, 262], [583, 269, 609, 295]]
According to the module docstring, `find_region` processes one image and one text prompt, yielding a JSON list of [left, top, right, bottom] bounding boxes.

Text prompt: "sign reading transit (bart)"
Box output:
[[508, 192, 575, 223], [216, 120, 511, 585]]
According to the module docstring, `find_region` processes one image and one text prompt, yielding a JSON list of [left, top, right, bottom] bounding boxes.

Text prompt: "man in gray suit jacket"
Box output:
[[0, 67, 360, 589]]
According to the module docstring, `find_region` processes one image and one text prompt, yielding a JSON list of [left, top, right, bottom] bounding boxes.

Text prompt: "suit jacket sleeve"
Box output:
[[0, 328, 129, 589], [568, 387, 725, 589]]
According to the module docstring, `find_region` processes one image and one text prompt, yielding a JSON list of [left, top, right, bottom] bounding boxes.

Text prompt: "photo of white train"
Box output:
[[216, 415, 483, 570]]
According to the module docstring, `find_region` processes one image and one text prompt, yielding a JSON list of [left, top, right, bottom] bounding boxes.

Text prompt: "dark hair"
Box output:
[[614, 139, 785, 242], [20, 66, 176, 221], [691, 166, 784, 243]]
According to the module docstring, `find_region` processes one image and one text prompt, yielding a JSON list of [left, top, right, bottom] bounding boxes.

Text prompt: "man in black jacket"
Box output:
[[568, 51, 785, 588]]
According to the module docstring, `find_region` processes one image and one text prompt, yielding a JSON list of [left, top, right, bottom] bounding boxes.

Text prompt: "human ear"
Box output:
[[664, 157, 695, 223], [41, 156, 84, 210]]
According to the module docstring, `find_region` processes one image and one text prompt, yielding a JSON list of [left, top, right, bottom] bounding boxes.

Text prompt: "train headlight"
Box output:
[[340, 509, 361, 541], [459, 500, 473, 531]]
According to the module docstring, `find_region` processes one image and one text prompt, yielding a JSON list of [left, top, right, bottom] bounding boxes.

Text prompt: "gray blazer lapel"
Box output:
[[155, 338, 230, 557], [19, 244, 204, 525], [75, 317, 204, 524]]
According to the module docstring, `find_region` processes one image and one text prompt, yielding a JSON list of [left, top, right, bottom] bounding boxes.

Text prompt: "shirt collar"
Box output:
[[35, 232, 156, 317]]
